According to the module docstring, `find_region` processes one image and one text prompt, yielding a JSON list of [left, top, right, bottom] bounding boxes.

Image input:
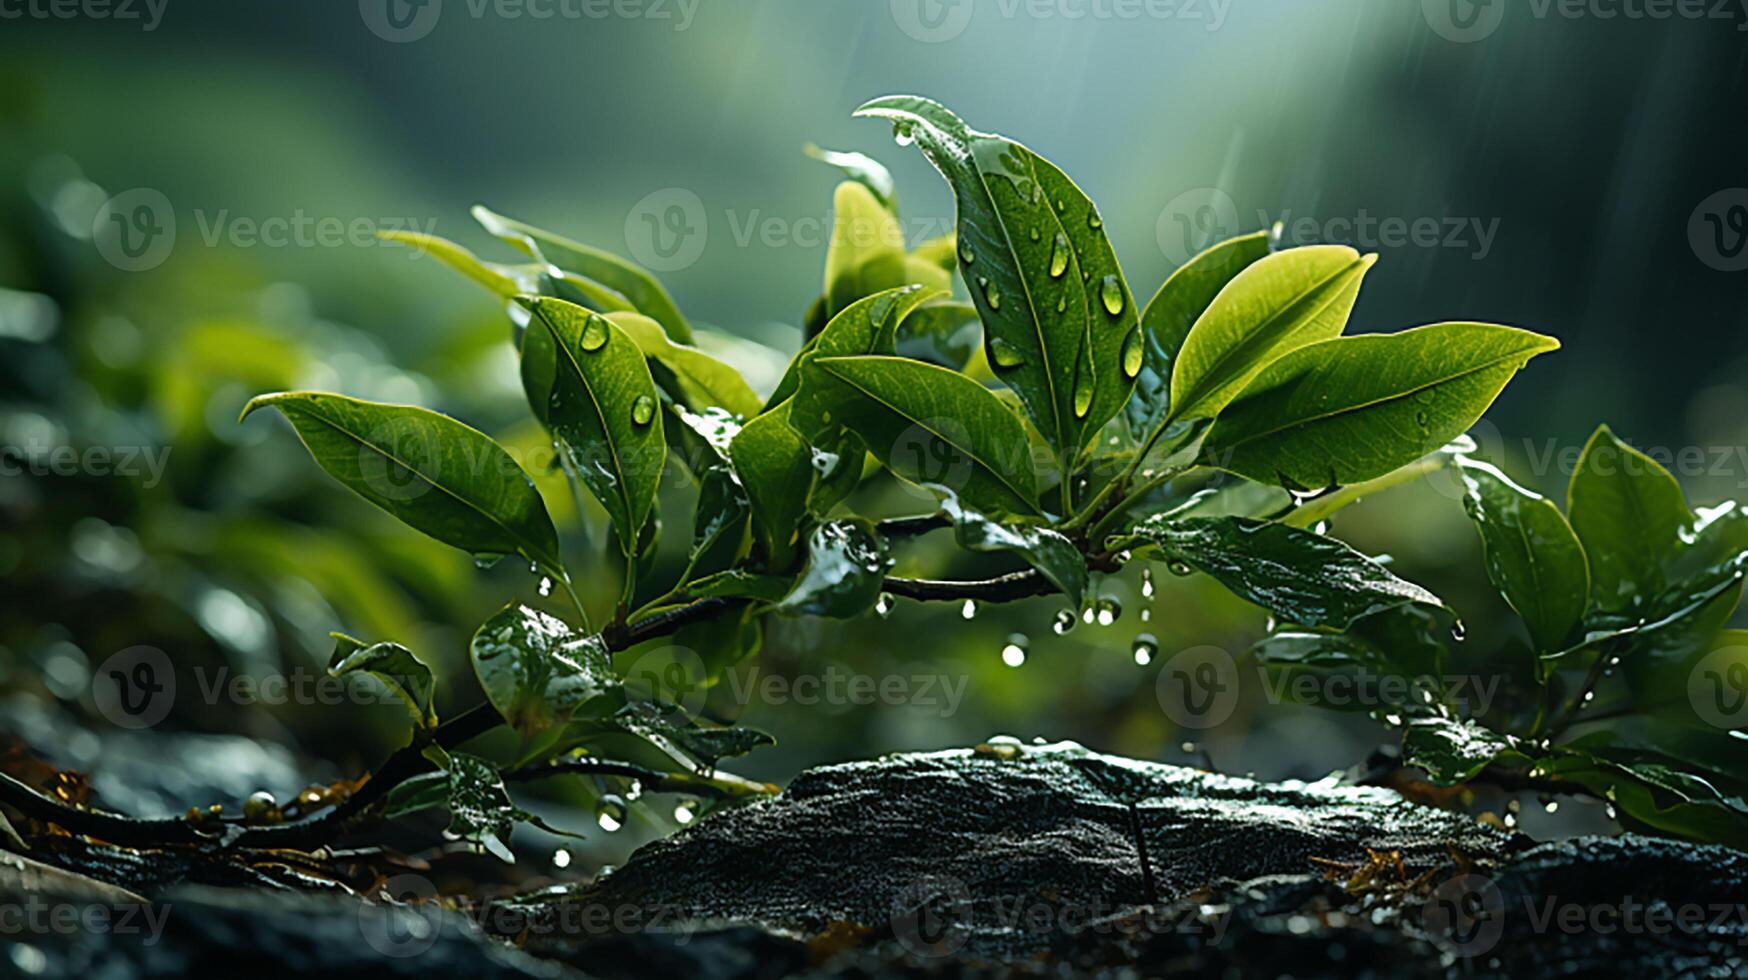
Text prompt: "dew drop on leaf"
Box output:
[[892, 121, 915, 147], [595, 794, 627, 832], [1000, 632, 1028, 667], [1132, 632, 1157, 665], [1087, 211, 1103, 230], [1028, 227, 1041, 243], [1081, 606, 1095, 625], [982, 281, 1002, 311], [1073, 379, 1094, 419], [580, 317, 610, 352], [1121, 329, 1145, 379], [1167, 560, 1193, 577], [631, 395, 656, 427], [1049, 233, 1070, 278], [959, 240, 975, 265], [1100, 275, 1126, 316], [989, 337, 1025, 369], [624, 779, 643, 801]]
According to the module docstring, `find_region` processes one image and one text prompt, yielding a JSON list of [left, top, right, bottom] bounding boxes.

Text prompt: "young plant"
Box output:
[[84, 94, 1573, 858]]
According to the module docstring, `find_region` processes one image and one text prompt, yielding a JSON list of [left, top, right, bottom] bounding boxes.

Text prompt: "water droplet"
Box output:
[[959, 240, 975, 265], [629, 395, 657, 427], [1055, 294, 1067, 314], [989, 337, 1025, 369], [875, 593, 894, 617], [553, 848, 572, 868], [1450, 620, 1468, 642], [1100, 275, 1126, 316], [1414, 410, 1430, 429], [1049, 233, 1070, 278], [1132, 633, 1157, 665], [474, 555, 505, 571], [1087, 211, 1103, 230], [1052, 609, 1076, 635], [961, 599, 977, 620], [1096, 596, 1122, 627], [1605, 803, 1618, 820], [893, 121, 915, 147], [1141, 567, 1155, 599], [1167, 560, 1193, 577], [538, 576, 554, 597], [1082, 606, 1096, 625], [625, 779, 643, 801], [1180, 741, 1198, 754], [982, 280, 1002, 311], [595, 795, 627, 832], [1543, 799, 1560, 814], [673, 798, 699, 825], [1140, 608, 1152, 622], [580, 316, 610, 351], [1121, 329, 1144, 378], [1000, 632, 1029, 667], [1073, 378, 1094, 418], [1028, 227, 1041, 243]]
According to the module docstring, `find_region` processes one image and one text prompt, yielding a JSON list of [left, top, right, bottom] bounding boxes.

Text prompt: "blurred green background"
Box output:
[[3, 0, 1747, 853]]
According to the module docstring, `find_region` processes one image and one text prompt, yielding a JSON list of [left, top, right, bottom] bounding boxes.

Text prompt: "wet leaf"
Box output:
[[1537, 750, 1748, 849], [1132, 515, 1451, 630], [1567, 425, 1691, 613], [856, 96, 1139, 457], [475, 204, 692, 342], [519, 296, 666, 554], [239, 392, 563, 573], [1456, 458, 1589, 653], [1402, 716, 1520, 785], [1202, 323, 1559, 489], [896, 300, 982, 370], [471, 603, 616, 738], [685, 568, 796, 603], [777, 519, 892, 618], [807, 354, 1041, 517], [805, 142, 898, 213], [687, 465, 752, 578], [606, 312, 762, 417], [939, 493, 1086, 607], [328, 632, 438, 731], [1129, 230, 1271, 439], [609, 700, 775, 769], [728, 401, 815, 567], [1169, 245, 1374, 423], [791, 285, 942, 444]]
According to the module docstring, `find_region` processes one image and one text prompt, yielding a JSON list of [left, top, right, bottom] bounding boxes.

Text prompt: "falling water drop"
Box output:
[[875, 593, 895, 618], [625, 779, 644, 801], [1132, 632, 1157, 665], [1052, 609, 1076, 635], [1096, 596, 1123, 626], [580, 316, 610, 351], [553, 848, 572, 869], [1000, 632, 1029, 667], [1100, 276, 1126, 316], [538, 576, 554, 597], [1450, 620, 1468, 642], [961, 599, 977, 620], [893, 121, 916, 147], [1140, 566, 1156, 599], [595, 795, 628, 833], [1082, 606, 1096, 625], [673, 798, 699, 825], [1140, 608, 1152, 622]]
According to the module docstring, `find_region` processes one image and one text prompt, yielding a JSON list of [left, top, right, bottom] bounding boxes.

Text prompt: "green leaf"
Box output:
[[474, 205, 693, 342], [807, 354, 1041, 517], [518, 296, 666, 553], [939, 493, 1086, 607], [1202, 323, 1560, 490], [239, 392, 563, 573], [377, 229, 533, 298], [776, 519, 892, 618], [791, 285, 943, 443], [1402, 716, 1520, 785], [1169, 245, 1375, 423], [1456, 458, 1589, 653], [1567, 425, 1692, 613], [805, 143, 898, 213], [728, 401, 815, 567], [471, 603, 616, 738], [436, 752, 524, 862], [1132, 515, 1450, 630], [1537, 750, 1748, 849], [896, 300, 982, 370], [686, 464, 752, 578], [604, 311, 762, 417], [328, 633, 438, 731], [685, 568, 796, 603], [855, 96, 1140, 457], [382, 770, 449, 821], [824, 182, 909, 317], [609, 700, 774, 769], [1129, 230, 1271, 439]]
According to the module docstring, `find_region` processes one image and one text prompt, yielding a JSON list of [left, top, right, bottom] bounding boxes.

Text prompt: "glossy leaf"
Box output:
[[328, 633, 438, 731], [1567, 425, 1692, 613], [807, 354, 1041, 517], [940, 493, 1086, 607], [605, 311, 762, 417], [474, 204, 692, 342], [791, 285, 942, 442], [728, 401, 815, 566], [471, 603, 615, 738], [1402, 716, 1520, 785], [239, 392, 563, 572], [1537, 751, 1748, 849], [1132, 515, 1450, 630], [824, 182, 908, 317], [685, 568, 796, 603], [519, 296, 666, 553], [687, 465, 752, 577], [856, 96, 1140, 457], [1129, 230, 1271, 439], [434, 752, 524, 862], [805, 143, 898, 213], [1203, 323, 1560, 490], [776, 519, 892, 618], [609, 701, 775, 769], [1456, 458, 1589, 653], [1169, 245, 1375, 423], [896, 300, 982, 370]]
